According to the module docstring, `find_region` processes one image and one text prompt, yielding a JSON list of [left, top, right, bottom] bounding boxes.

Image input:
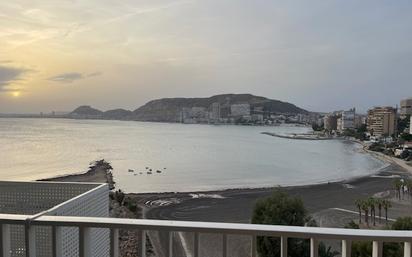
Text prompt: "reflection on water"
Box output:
[[0, 118, 385, 193]]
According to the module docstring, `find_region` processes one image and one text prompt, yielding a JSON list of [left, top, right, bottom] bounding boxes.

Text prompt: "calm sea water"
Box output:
[[0, 118, 385, 193]]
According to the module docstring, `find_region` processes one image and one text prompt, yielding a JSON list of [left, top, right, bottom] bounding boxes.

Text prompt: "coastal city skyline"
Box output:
[[1, 0, 412, 114]]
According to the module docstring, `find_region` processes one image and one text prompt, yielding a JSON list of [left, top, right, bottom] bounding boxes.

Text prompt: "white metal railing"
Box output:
[[1, 214, 412, 257]]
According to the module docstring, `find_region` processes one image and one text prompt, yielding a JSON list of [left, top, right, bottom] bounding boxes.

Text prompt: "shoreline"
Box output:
[[128, 162, 403, 198], [39, 138, 395, 195]]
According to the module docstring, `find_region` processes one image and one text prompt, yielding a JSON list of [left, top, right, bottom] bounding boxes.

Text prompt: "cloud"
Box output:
[[48, 71, 102, 83], [0, 65, 29, 91]]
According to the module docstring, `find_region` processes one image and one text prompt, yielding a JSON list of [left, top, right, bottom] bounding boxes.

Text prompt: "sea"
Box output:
[[0, 118, 386, 193]]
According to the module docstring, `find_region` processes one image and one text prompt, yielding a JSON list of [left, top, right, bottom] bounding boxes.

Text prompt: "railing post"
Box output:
[[405, 242, 411, 257], [110, 228, 119, 257], [79, 227, 92, 257], [166, 231, 173, 257], [222, 234, 228, 257], [310, 238, 318, 257], [0, 224, 11, 257], [342, 240, 351, 257], [281, 236, 287, 257], [372, 241, 382, 257], [251, 235, 257, 257], [25, 223, 36, 257], [139, 230, 146, 257], [52, 226, 62, 257], [194, 233, 200, 257]]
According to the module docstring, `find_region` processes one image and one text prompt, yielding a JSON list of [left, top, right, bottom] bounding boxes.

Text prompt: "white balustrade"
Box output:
[[0, 214, 412, 257]]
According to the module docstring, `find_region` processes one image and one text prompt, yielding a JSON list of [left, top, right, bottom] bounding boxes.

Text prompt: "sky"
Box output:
[[0, 0, 411, 114]]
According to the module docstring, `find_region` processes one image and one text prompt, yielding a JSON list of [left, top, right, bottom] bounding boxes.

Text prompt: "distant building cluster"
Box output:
[[179, 102, 315, 125], [321, 97, 412, 140], [323, 108, 365, 133]]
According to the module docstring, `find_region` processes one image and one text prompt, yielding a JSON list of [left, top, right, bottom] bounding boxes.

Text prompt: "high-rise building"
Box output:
[[336, 108, 356, 132], [341, 108, 356, 131], [367, 106, 398, 137], [400, 97, 412, 117]]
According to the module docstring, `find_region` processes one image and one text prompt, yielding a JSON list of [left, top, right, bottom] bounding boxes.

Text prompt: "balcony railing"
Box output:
[[1, 213, 412, 257]]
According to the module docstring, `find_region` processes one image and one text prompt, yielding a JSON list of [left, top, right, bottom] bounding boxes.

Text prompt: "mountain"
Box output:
[[68, 94, 308, 122], [102, 109, 133, 120], [132, 94, 308, 122], [69, 105, 103, 119]]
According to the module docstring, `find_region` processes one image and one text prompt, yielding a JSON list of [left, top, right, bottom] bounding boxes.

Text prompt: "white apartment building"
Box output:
[[337, 108, 356, 132]]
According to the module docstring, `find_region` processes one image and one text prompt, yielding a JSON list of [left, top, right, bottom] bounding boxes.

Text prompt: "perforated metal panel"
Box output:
[[0, 181, 109, 257]]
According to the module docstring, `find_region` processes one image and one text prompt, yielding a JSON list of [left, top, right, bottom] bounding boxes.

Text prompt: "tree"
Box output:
[[252, 190, 309, 257], [312, 122, 323, 132], [351, 216, 412, 257], [367, 198, 376, 226], [392, 217, 412, 230], [355, 199, 363, 224], [398, 115, 411, 134], [376, 199, 383, 224], [394, 179, 402, 200], [382, 200, 392, 223], [319, 244, 339, 257], [361, 200, 369, 227]]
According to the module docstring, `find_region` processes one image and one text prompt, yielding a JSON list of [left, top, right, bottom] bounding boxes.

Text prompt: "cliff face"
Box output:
[[132, 94, 308, 122]]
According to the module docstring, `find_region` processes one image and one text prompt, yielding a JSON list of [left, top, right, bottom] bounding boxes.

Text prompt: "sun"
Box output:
[[12, 91, 21, 97]]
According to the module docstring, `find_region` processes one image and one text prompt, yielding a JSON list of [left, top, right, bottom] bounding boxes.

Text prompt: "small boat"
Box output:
[[128, 169, 134, 173], [134, 174, 137, 176], [145, 167, 149, 169], [147, 171, 152, 175], [139, 172, 143, 175], [163, 167, 166, 169], [149, 169, 152, 171], [156, 170, 162, 173]]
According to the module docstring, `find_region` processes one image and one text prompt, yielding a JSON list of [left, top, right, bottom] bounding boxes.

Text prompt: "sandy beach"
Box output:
[[132, 164, 409, 225]]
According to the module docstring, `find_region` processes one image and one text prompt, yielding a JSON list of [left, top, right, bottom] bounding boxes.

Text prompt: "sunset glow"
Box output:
[[12, 91, 21, 98], [0, 1, 411, 114]]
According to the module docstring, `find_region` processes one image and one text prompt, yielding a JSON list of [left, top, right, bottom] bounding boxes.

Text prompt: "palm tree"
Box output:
[[361, 200, 369, 227], [368, 197, 376, 226], [406, 179, 412, 200], [376, 199, 383, 223], [394, 179, 402, 200], [382, 200, 392, 224], [355, 199, 363, 224]]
